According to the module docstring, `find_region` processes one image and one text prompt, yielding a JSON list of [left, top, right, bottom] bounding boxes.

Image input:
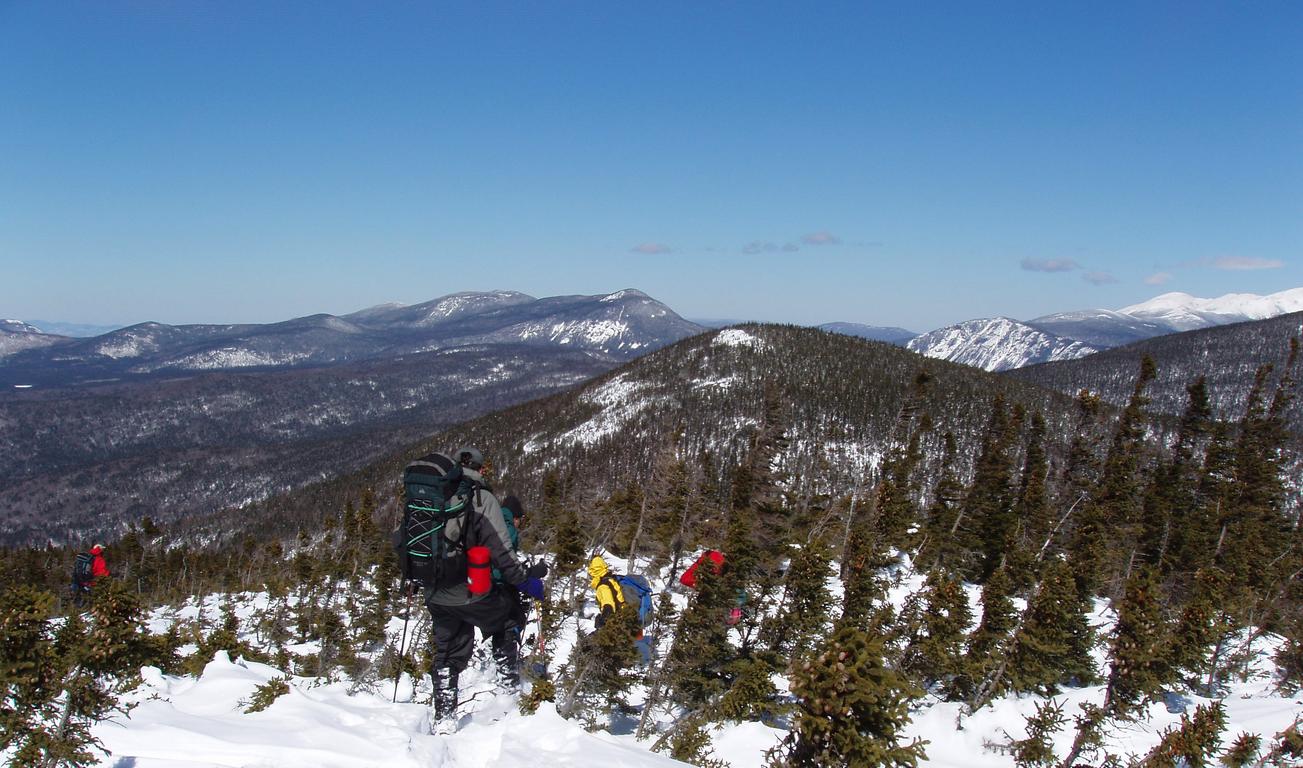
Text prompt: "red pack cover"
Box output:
[[680, 549, 724, 588]]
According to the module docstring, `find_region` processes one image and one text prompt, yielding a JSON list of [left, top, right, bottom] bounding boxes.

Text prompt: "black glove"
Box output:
[[525, 562, 549, 580]]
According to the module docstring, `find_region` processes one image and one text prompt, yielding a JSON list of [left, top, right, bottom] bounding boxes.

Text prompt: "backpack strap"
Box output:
[[599, 573, 627, 607]]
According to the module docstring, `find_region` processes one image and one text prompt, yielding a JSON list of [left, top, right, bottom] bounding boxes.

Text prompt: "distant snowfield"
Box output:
[[79, 555, 1303, 768]]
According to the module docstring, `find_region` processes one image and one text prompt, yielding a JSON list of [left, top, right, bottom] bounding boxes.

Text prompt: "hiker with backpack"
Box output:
[[587, 555, 654, 665], [394, 450, 546, 733], [497, 495, 531, 638], [680, 549, 745, 626], [70, 544, 109, 604]]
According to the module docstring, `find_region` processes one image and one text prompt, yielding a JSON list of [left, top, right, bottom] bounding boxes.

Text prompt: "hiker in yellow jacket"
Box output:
[[587, 555, 653, 664], [587, 555, 622, 628]]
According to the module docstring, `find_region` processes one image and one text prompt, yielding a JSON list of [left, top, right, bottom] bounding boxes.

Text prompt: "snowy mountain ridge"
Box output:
[[0, 290, 702, 387], [906, 317, 1099, 372], [909, 286, 1303, 371], [1119, 287, 1303, 330]]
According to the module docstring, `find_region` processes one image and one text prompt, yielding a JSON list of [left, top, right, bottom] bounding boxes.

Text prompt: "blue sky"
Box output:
[[2, 2, 1300, 332]]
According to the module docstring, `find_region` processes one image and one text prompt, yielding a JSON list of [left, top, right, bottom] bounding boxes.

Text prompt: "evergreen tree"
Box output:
[[959, 395, 1019, 582], [716, 653, 781, 723], [1163, 567, 1231, 691], [1219, 343, 1297, 595], [664, 564, 734, 710], [839, 513, 896, 629], [647, 451, 692, 570], [1007, 559, 1096, 696], [1220, 732, 1262, 768], [0, 586, 80, 767], [914, 432, 963, 572], [657, 714, 729, 768], [558, 602, 641, 727], [898, 568, 972, 694], [1136, 701, 1226, 768], [606, 483, 646, 560], [874, 371, 932, 552], [1009, 699, 1067, 768], [1105, 567, 1172, 715], [1007, 413, 1052, 589], [547, 472, 587, 579], [767, 624, 926, 768], [1139, 376, 1213, 575], [83, 579, 172, 680], [950, 565, 1016, 702], [1, 582, 163, 768], [1055, 391, 1105, 596], [1087, 355, 1158, 598], [762, 540, 835, 659]]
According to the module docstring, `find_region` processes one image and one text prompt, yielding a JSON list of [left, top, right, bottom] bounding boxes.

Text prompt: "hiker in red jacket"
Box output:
[[71, 544, 110, 604], [90, 544, 110, 579], [679, 549, 724, 589], [679, 549, 743, 625]]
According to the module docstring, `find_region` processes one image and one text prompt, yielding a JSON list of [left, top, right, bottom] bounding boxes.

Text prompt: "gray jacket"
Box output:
[[425, 469, 528, 606]]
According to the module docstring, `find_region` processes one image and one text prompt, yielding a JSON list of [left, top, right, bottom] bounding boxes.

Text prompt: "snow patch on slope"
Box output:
[[0, 332, 62, 358], [550, 374, 661, 448], [95, 331, 162, 359], [713, 328, 767, 350], [151, 348, 313, 370]]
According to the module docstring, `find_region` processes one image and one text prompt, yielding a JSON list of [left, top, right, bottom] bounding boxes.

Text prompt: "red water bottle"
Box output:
[[467, 546, 491, 595]]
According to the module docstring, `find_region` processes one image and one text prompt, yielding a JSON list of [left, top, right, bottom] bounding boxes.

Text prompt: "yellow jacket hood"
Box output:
[[588, 555, 610, 586]]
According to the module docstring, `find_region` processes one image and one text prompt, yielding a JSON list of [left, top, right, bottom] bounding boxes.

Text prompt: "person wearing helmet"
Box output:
[[455, 447, 484, 472]]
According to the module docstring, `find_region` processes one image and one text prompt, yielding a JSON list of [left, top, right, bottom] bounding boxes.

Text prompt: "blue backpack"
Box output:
[[614, 574, 654, 627]]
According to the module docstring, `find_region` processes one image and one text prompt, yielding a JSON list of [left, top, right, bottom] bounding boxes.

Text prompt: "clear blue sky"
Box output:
[[2, 2, 1300, 332]]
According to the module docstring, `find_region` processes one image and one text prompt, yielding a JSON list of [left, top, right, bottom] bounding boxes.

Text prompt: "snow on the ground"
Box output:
[[99, 652, 686, 768], [78, 554, 1303, 768]]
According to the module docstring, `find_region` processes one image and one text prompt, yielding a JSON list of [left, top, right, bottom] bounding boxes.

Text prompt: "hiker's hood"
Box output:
[[587, 556, 609, 584]]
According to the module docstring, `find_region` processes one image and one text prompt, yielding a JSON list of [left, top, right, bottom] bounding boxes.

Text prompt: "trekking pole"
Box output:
[[392, 586, 415, 703]]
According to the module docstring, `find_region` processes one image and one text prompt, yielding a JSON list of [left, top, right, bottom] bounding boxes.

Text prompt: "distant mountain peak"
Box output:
[[1, 319, 44, 335], [600, 288, 652, 303], [907, 317, 1098, 372], [1119, 287, 1303, 326]]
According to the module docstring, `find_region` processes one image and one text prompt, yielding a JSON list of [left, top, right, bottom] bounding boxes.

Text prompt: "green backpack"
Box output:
[[397, 453, 476, 588]]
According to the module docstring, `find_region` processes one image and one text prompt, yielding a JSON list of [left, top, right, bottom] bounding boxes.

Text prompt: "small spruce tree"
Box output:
[[767, 624, 926, 768]]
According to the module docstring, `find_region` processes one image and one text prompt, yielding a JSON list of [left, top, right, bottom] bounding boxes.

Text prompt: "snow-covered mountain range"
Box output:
[[1118, 287, 1303, 330], [11, 287, 1303, 381], [907, 287, 1303, 371], [0, 290, 703, 387]]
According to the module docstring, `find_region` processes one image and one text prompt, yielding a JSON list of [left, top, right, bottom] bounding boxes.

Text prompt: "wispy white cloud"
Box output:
[[801, 231, 841, 246], [1144, 271, 1174, 285], [630, 242, 672, 255], [1082, 271, 1119, 286], [1211, 256, 1284, 271], [743, 241, 800, 255], [1020, 258, 1080, 273]]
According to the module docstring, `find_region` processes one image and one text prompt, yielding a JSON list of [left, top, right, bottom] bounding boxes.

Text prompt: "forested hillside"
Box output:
[[186, 324, 1094, 544], [0, 345, 609, 545], [1010, 311, 1303, 430], [4, 322, 1301, 768]]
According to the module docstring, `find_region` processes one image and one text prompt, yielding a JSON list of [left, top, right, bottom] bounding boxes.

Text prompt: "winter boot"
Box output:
[[491, 633, 521, 693], [432, 668, 459, 734]]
